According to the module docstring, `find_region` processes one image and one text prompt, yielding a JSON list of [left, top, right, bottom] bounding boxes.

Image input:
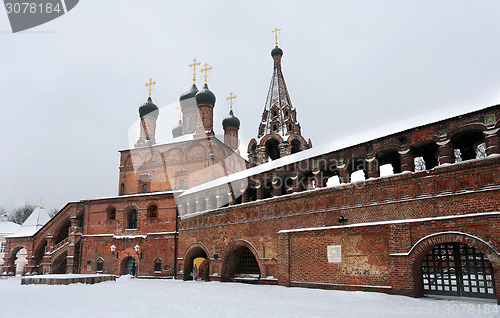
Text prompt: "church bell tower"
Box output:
[[247, 28, 311, 166]]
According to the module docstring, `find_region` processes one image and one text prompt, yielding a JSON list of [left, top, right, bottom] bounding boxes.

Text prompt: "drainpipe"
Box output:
[[173, 207, 179, 278]]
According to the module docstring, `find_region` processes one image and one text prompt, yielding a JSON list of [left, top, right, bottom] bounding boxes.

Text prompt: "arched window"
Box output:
[[142, 183, 149, 193], [96, 258, 104, 272], [154, 259, 161, 272], [120, 183, 125, 195], [147, 205, 158, 218], [272, 124, 277, 131], [265, 138, 281, 160], [291, 139, 302, 154], [128, 209, 138, 229]]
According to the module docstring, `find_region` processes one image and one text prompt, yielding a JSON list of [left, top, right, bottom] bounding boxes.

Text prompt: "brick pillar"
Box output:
[[216, 193, 225, 208], [42, 234, 54, 274], [273, 178, 282, 197], [437, 140, 455, 165], [195, 199, 202, 212], [2, 256, 16, 276], [278, 142, 291, 158], [227, 190, 234, 206], [366, 158, 379, 178], [205, 197, 212, 210], [310, 171, 320, 188], [292, 174, 300, 192], [338, 165, 350, 183], [277, 232, 291, 287], [241, 188, 248, 203], [484, 129, 500, 156], [256, 185, 264, 200], [399, 148, 414, 172], [257, 145, 267, 165]]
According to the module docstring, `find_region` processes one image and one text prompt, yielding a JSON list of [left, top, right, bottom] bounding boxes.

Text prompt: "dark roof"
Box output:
[[139, 97, 159, 118]]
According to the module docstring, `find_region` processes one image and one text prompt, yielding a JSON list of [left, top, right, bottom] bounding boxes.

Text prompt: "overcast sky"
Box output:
[[1, 0, 499, 212]]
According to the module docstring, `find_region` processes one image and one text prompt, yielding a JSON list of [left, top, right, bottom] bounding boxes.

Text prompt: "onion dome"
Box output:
[[195, 83, 216, 105], [139, 97, 159, 118], [222, 110, 240, 129], [179, 84, 199, 108], [271, 46, 283, 57], [172, 119, 183, 138]]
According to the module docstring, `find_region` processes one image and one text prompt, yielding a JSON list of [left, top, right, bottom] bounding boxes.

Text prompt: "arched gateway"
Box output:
[[421, 242, 496, 299], [123, 257, 138, 276], [222, 243, 261, 282]]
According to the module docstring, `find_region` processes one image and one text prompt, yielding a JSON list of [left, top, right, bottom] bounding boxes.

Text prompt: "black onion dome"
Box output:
[[139, 97, 159, 118], [222, 110, 240, 129], [172, 119, 183, 138], [271, 46, 283, 57], [179, 84, 199, 108], [195, 83, 216, 105]]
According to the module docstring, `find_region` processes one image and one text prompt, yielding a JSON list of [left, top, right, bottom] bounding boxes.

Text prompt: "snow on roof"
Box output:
[[180, 103, 497, 197], [7, 206, 51, 238], [0, 221, 21, 237]]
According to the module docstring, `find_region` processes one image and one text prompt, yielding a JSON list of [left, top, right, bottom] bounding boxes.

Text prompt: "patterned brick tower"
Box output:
[[222, 92, 240, 151], [135, 78, 159, 148], [247, 29, 311, 166], [195, 63, 216, 136], [179, 59, 201, 136]]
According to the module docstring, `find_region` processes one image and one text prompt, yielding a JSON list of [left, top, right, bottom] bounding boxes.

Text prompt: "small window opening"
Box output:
[[154, 260, 161, 272]]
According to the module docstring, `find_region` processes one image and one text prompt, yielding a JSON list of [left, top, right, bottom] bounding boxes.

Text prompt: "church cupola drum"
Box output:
[[180, 58, 201, 135], [223, 92, 240, 151], [135, 78, 159, 148], [195, 63, 216, 136], [248, 28, 311, 166]]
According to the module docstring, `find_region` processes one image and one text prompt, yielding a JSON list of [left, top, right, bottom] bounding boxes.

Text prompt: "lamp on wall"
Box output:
[[134, 244, 142, 259], [110, 244, 118, 258]]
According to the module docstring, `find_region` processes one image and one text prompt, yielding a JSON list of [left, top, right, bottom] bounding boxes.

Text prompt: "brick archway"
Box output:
[[2, 245, 29, 276], [407, 232, 500, 302], [120, 256, 138, 276], [182, 242, 210, 280], [220, 240, 264, 282]]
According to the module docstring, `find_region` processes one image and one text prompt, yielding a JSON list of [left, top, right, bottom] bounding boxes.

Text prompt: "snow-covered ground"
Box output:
[[0, 275, 498, 318]]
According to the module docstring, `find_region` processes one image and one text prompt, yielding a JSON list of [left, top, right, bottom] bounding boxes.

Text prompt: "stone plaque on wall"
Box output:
[[327, 245, 341, 263]]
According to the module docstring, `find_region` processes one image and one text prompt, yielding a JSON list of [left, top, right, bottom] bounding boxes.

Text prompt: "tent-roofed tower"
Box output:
[[248, 28, 312, 166]]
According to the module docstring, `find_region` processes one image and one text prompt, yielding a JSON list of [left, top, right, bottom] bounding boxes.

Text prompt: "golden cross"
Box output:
[[200, 63, 213, 85], [226, 92, 237, 111], [189, 58, 201, 84], [39, 196, 43, 208], [271, 27, 281, 46], [145, 77, 156, 97]]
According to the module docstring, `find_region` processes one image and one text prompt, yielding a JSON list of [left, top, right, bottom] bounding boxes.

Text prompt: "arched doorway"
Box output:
[[124, 257, 138, 276], [222, 245, 261, 283], [421, 242, 496, 299], [183, 246, 208, 281]]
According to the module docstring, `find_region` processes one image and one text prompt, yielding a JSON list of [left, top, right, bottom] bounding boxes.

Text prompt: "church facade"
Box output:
[[2, 40, 499, 303]]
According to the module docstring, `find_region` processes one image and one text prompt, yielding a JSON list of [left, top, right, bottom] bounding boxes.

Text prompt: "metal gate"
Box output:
[[125, 257, 137, 276], [421, 243, 496, 299], [235, 249, 260, 275]]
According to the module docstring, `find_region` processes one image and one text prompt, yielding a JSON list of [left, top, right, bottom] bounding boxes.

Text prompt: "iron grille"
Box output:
[[422, 243, 496, 299], [236, 249, 260, 275]]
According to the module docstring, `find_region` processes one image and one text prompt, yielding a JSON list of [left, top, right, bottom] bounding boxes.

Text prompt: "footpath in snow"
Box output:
[[0, 275, 498, 318]]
